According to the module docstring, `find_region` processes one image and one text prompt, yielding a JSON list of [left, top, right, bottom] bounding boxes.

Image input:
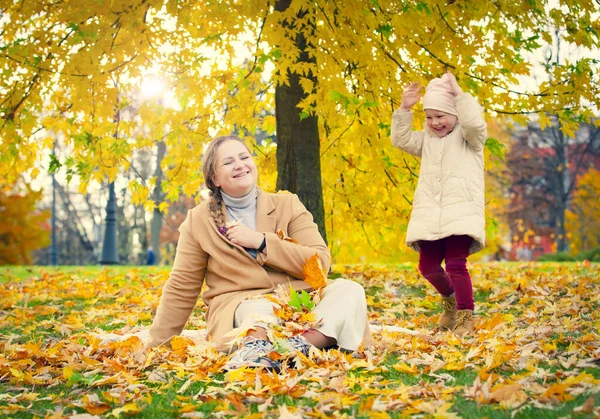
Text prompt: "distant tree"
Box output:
[[159, 195, 197, 265], [481, 120, 513, 256], [0, 186, 50, 265], [506, 119, 600, 252], [566, 168, 600, 254], [149, 140, 167, 265], [33, 177, 101, 265]]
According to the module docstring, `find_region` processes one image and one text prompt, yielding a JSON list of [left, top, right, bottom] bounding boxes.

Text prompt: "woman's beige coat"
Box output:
[[148, 190, 371, 350], [391, 93, 487, 254]]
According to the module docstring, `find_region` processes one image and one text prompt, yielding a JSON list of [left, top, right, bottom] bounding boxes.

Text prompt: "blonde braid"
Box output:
[[209, 189, 227, 234]]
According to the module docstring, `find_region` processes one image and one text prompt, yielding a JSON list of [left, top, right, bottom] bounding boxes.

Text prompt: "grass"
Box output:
[[1, 262, 599, 418], [0, 265, 169, 283]]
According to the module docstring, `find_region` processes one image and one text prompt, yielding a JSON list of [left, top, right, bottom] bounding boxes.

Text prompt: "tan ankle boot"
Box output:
[[438, 295, 457, 329], [453, 310, 474, 336]]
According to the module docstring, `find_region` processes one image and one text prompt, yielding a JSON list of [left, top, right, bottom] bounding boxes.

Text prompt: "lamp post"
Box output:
[[100, 92, 121, 265], [50, 141, 58, 265], [100, 181, 119, 264], [98, 77, 164, 266]]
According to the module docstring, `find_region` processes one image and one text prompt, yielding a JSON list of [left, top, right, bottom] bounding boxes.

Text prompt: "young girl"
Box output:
[[391, 72, 487, 336]]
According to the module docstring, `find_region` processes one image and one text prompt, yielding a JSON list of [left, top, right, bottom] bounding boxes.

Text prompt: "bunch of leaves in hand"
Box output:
[[288, 287, 315, 312], [287, 253, 329, 312]]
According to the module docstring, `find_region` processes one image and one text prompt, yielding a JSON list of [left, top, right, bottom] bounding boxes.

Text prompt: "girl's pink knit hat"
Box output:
[[423, 73, 458, 116]]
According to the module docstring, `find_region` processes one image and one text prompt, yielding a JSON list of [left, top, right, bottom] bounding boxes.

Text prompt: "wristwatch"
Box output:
[[257, 235, 267, 252]]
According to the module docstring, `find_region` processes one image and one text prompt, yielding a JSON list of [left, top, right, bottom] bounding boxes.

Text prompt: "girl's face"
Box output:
[[212, 140, 257, 197], [425, 109, 458, 138]]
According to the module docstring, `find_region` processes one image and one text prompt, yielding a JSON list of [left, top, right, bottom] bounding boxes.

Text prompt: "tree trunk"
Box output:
[[274, 0, 327, 243], [139, 205, 148, 264], [117, 185, 132, 263], [556, 125, 569, 252], [556, 205, 567, 252], [150, 140, 167, 264]]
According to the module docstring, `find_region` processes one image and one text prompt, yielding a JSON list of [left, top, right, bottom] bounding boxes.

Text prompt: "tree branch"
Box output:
[[436, 5, 458, 34], [320, 119, 356, 156]]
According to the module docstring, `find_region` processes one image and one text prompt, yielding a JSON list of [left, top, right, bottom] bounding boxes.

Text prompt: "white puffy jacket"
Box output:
[[391, 93, 487, 254]]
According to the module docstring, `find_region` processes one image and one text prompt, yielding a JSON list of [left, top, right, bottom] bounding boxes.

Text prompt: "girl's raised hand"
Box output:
[[400, 82, 423, 111]]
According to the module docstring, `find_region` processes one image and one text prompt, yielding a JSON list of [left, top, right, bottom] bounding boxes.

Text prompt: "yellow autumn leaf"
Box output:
[[489, 383, 527, 404], [170, 336, 194, 354], [224, 366, 254, 382], [393, 362, 418, 375], [542, 383, 574, 402], [276, 228, 299, 244], [10, 368, 24, 380], [109, 403, 140, 417], [62, 366, 74, 381], [302, 253, 328, 290], [296, 311, 317, 323]]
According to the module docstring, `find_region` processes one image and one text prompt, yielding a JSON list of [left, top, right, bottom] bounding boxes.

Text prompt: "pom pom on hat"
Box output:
[[423, 73, 458, 116]]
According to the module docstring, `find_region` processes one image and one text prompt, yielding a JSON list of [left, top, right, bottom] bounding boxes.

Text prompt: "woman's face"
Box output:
[[212, 140, 257, 197]]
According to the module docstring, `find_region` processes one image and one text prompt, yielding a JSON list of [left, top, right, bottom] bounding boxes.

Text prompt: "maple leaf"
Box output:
[[171, 336, 194, 354], [302, 253, 327, 290], [289, 288, 315, 312], [56, 324, 72, 336], [541, 383, 574, 403], [109, 403, 140, 417], [9, 368, 24, 380], [83, 394, 112, 415], [489, 383, 528, 406], [393, 362, 418, 375], [224, 367, 254, 383], [275, 229, 299, 244], [147, 370, 168, 383], [103, 336, 143, 357], [278, 404, 303, 418], [573, 396, 596, 414]]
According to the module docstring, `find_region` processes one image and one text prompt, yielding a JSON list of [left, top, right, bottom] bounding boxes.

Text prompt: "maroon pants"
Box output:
[[418, 235, 474, 311]]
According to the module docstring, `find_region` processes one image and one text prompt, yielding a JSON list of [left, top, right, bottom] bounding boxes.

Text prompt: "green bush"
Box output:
[[577, 248, 600, 262], [537, 248, 600, 262], [538, 252, 575, 262]]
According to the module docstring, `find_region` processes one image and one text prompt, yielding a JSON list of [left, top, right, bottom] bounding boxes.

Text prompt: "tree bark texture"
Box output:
[[150, 140, 167, 264], [274, 0, 327, 243]]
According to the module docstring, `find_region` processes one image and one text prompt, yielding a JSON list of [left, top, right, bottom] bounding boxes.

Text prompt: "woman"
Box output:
[[148, 135, 372, 370]]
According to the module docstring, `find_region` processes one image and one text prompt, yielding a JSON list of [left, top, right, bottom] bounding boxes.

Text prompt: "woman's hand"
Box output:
[[226, 224, 264, 249], [400, 82, 423, 111]]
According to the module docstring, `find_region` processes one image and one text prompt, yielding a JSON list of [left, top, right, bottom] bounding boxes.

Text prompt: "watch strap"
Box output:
[[257, 236, 266, 252]]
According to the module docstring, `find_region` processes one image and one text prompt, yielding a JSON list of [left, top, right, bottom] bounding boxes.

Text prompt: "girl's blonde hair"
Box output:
[[201, 135, 250, 230]]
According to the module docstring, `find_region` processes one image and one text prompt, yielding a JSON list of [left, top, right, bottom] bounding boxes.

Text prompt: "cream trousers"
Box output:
[[233, 278, 368, 351]]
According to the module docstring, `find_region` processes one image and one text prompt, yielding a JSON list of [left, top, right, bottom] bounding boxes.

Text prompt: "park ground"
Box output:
[[0, 262, 599, 418]]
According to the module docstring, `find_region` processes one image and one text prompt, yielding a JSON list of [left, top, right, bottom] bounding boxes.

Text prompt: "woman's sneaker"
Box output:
[[224, 339, 281, 371], [282, 334, 314, 369], [286, 335, 311, 356]]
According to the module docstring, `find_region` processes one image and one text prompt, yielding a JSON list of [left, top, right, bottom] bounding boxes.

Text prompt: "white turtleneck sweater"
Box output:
[[221, 185, 259, 258]]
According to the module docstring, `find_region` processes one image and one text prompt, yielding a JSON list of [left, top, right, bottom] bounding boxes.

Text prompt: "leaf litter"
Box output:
[[0, 262, 599, 417]]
